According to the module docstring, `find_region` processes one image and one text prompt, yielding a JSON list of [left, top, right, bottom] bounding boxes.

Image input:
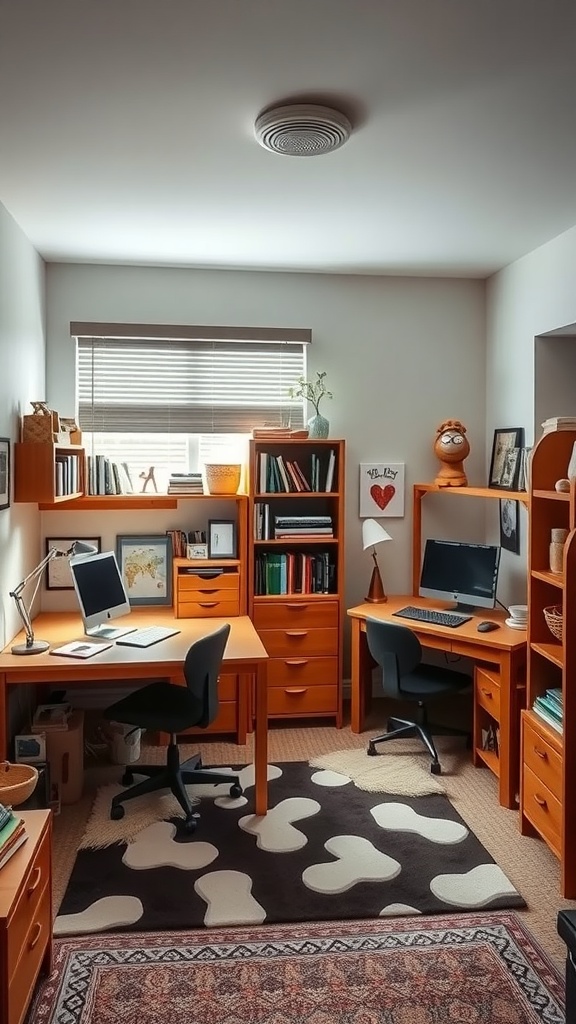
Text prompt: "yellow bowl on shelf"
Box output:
[[204, 463, 242, 495]]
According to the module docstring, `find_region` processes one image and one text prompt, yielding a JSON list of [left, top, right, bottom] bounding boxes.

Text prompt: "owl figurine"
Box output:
[[434, 420, 470, 487]]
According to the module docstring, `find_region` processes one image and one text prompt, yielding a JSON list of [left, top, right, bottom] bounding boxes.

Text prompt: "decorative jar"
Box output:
[[549, 528, 568, 575]]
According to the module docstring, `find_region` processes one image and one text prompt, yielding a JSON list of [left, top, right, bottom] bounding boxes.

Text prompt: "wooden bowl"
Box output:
[[0, 761, 39, 806], [543, 605, 563, 642]]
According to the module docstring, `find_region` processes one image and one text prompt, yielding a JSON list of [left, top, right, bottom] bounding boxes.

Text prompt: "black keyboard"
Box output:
[[393, 605, 472, 628]]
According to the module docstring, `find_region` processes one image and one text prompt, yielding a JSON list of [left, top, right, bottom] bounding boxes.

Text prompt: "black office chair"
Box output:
[[365, 619, 471, 774], [103, 623, 242, 832]]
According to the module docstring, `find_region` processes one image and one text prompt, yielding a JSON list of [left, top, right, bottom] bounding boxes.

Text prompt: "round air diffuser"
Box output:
[[254, 104, 352, 157]]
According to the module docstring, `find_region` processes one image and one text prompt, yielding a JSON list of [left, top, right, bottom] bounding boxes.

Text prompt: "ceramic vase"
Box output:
[[307, 413, 329, 439]]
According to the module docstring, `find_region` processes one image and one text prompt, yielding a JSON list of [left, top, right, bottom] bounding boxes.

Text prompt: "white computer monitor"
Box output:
[[419, 538, 501, 612], [69, 550, 135, 639]]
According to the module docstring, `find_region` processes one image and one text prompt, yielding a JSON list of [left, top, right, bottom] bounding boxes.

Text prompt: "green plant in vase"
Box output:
[[289, 371, 333, 438]]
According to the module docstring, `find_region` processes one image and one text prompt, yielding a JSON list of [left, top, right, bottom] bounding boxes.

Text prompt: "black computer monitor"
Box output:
[[419, 539, 501, 611], [69, 550, 135, 639]]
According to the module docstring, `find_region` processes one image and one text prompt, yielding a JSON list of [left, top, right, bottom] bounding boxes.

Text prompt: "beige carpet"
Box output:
[[51, 702, 576, 968], [309, 746, 456, 795]]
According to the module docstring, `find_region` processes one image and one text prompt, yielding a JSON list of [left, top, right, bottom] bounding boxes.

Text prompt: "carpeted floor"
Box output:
[[55, 761, 524, 936], [31, 912, 565, 1024]]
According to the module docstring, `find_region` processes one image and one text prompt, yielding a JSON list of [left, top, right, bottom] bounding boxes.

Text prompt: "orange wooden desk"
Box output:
[[0, 610, 270, 814], [347, 597, 527, 809]]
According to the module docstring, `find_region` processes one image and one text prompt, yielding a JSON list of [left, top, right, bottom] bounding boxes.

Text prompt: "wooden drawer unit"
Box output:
[[174, 564, 240, 619], [258, 627, 337, 658], [267, 656, 338, 689], [252, 600, 339, 630], [0, 812, 52, 1024], [475, 666, 501, 721], [523, 716, 562, 802], [522, 764, 562, 857]]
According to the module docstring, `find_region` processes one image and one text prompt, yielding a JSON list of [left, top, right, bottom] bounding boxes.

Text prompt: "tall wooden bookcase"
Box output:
[[248, 438, 345, 726], [520, 428, 576, 897]]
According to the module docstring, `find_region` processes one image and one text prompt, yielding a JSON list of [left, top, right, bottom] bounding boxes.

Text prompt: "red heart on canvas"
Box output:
[[370, 484, 395, 510]]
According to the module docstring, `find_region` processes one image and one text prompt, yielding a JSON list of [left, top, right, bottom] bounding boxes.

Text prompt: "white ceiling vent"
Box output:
[[254, 104, 352, 157]]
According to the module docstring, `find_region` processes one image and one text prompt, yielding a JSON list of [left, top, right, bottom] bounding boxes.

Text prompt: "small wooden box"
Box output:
[[22, 410, 60, 443]]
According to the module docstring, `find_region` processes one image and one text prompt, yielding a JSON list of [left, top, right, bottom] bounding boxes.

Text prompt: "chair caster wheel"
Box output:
[[183, 815, 198, 834], [430, 762, 442, 775], [229, 783, 243, 798], [122, 770, 134, 786], [367, 743, 377, 757], [110, 804, 125, 820]]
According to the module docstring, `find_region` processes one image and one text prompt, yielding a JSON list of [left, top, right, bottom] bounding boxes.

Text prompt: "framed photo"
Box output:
[[500, 499, 520, 554], [187, 543, 209, 560], [359, 462, 405, 517], [14, 732, 47, 764], [45, 537, 102, 590], [0, 438, 10, 511], [116, 534, 173, 605], [488, 428, 524, 489], [208, 520, 237, 558]]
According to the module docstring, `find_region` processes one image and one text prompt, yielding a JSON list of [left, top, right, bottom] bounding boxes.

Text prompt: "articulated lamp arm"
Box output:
[[9, 549, 59, 652]]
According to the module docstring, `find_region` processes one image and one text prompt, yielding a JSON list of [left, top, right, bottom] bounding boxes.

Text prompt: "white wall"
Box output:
[[45, 264, 487, 661], [486, 223, 576, 604], [0, 202, 45, 650]]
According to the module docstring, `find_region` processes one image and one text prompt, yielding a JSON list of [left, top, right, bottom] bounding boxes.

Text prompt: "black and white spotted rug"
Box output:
[[55, 761, 525, 936]]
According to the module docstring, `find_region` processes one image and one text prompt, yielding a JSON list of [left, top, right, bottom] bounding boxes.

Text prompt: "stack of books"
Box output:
[[0, 804, 28, 870], [167, 472, 204, 494], [273, 515, 333, 538], [532, 687, 563, 733], [541, 417, 576, 435]]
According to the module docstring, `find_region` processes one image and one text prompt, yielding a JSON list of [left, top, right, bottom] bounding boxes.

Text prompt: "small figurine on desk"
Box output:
[[433, 419, 470, 487], [139, 466, 158, 492]]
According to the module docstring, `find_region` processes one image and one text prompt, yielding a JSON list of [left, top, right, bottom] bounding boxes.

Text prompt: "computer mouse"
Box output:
[[477, 621, 500, 632]]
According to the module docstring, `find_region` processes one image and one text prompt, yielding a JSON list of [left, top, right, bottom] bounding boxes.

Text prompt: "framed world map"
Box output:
[[116, 534, 173, 605]]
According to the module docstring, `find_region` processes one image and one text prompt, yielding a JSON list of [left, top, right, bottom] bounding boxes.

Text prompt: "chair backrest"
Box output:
[[183, 623, 231, 728], [365, 619, 422, 698]]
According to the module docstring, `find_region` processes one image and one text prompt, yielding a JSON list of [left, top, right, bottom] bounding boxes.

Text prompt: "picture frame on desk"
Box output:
[[488, 428, 524, 489], [500, 499, 520, 554], [45, 536, 102, 589], [13, 732, 47, 764], [0, 437, 10, 510], [208, 520, 237, 558], [116, 534, 173, 605]]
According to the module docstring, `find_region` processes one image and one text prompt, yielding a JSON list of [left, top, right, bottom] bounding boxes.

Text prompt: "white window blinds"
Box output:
[[73, 324, 310, 434]]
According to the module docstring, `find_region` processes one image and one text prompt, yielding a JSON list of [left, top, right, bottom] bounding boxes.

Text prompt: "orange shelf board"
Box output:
[[530, 641, 564, 668], [414, 483, 527, 501]]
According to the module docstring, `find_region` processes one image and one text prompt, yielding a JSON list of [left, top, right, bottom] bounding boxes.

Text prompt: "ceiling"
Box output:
[[1, 0, 575, 278]]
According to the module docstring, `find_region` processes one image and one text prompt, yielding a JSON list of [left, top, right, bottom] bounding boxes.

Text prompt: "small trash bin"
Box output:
[[108, 722, 142, 764]]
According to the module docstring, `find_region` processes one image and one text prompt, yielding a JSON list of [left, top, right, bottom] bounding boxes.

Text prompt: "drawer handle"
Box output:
[[285, 687, 308, 695], [480, 688, 493, 699], [27, 866, 42, 896], [533, 746, 548, 760], [286, 603, 307, 610], [285, 631, 308, 638], [285, 659, 308, 666], [199, 602, 219, 608], [28, 921, 42, 950], [197, 588, 218, 594], [534, 793, 547, 808]]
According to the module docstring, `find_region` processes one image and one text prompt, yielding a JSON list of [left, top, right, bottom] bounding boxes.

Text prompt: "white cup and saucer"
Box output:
[[506, 604, 528, 630]]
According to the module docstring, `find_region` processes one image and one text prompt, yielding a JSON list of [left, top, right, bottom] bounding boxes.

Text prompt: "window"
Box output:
[[72, 322, 310, 491]]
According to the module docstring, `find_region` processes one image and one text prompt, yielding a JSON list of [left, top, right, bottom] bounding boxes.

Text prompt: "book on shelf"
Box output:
[[325, 448, 336, 492], [0, 813, 28, 870], [532, 698, 563, 733], [541, 417, 576, 434], [167, 472, 204, 494]]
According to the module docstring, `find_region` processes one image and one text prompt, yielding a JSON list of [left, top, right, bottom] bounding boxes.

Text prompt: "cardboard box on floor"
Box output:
[[45, 709, 85, 804]]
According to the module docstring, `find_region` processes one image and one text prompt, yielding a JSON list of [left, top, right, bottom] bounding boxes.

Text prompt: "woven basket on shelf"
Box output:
[[543, 605, 563, 642], [204, 463, 242, 495], [0, 761, 38, 807]]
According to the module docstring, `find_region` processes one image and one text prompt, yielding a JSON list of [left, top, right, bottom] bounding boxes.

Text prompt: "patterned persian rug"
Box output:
[[32, 914, 564, 1024], [55, 761, 524, 937]]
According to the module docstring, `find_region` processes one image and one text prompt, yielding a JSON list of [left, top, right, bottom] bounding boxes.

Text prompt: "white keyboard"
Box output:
[[116, 626, 181, 648]]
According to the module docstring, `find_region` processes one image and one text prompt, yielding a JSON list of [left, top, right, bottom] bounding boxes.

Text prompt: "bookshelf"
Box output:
[[520, 428, 576, 897], [248, 438, 345, 725], [14, 442, 85, 504]]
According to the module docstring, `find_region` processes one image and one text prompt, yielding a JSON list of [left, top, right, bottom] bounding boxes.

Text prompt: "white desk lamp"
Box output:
[[362, 518, 392, 603], [9, 540, 98, 655]]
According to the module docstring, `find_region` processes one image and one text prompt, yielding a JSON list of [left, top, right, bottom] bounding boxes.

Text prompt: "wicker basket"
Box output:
[[0, 762, 39, 807], [204, 463, 242, 495], [543, 605, 563, 642]]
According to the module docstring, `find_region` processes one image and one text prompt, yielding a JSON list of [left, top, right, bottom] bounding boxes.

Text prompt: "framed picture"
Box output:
[[0, 438, 10, 511], [488, 428, 524, 489], [14, 732, 47, 764], [187, 543, 209, 560], [116, 534, 173, 605], [45, 537, 102, 590], [359, 462, 405, 517], [500, 498, 520, 554], [208, 520, 237, 558]]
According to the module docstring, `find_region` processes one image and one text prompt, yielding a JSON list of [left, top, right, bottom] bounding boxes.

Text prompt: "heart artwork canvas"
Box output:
[[360, 463, 405, 518]]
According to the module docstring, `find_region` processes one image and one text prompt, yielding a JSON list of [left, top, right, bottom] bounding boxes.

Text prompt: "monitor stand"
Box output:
[[452, 602, 480, 614], [85, 624, 137, 640]]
